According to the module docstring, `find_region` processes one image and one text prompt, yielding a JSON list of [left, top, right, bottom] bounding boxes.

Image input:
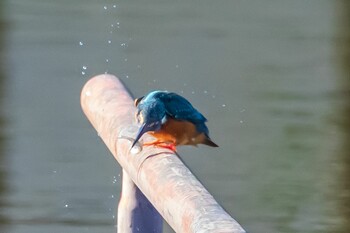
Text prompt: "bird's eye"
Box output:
[[134, 96, 144, 106]]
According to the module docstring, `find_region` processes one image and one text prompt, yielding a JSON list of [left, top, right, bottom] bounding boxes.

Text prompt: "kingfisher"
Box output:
[[131, 90, 218, 151]]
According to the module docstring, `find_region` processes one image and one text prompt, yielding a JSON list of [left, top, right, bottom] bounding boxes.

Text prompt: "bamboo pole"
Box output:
[[80, 74, 246, 233]]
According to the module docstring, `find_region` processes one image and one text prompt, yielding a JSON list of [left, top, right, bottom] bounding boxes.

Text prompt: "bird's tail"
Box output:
[[203, 137, 219, 147]]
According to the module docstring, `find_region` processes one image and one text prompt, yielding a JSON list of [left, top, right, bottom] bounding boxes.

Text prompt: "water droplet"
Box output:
[[111, 24, 114, 28], [240, 108, 246, 113], [53, 170, 57, 173], [113, 5, 117, 8], [82, 66, 87, 70], [106, 59, 109, 63], [222, 104, 226, 107], [103, 6, 107, 10], [126, 75, 129, 79], [124, 58, 128, 62], [79, 41, 84, 46], [131, 145, 142, 154], [120, 43, 126, 47], [81, 71, 85, 75], [240, 120, 244, 123], [203, 90, 208, 94], [212, 95, 216, 99], [64, 204, 69, 208], [191, 91, 195, 94], [108, 40, 112, 44]]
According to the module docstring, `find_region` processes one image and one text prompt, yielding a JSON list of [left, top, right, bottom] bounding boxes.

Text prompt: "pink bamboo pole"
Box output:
[[80, 74, 246, 233]]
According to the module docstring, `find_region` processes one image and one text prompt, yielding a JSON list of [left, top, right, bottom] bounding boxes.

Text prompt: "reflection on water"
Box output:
[[0, 0, 350, 232]]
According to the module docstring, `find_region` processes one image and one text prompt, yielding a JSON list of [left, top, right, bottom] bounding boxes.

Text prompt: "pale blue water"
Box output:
[[0, 0, 349, 232]]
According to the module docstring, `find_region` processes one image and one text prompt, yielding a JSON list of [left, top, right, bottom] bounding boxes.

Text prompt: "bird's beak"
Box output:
[[131, 123, 147, 148]]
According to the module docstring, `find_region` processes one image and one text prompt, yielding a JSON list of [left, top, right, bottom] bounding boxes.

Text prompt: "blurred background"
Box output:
[[0, 0, 349, 232]]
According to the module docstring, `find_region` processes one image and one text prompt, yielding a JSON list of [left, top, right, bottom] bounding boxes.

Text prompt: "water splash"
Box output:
[[81, 66, 87, 76], [131, 145, 142, 154]]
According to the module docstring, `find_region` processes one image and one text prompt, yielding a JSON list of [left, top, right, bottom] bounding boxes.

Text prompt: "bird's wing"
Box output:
[[160, 92, 207, 123]]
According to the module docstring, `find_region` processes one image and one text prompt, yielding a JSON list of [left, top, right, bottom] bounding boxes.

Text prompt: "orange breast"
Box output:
[[149, 118, 206, 146]]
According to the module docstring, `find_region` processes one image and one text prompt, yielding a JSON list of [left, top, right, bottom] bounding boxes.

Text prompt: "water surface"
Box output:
[[0, 0, 349, 232]]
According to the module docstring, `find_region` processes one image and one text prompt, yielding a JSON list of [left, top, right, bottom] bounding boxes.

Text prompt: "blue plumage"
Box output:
[[131, 90, 217, 149]]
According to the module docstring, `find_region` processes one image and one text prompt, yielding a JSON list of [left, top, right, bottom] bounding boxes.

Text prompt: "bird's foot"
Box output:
[[157, 143, 177, 152], [143, 141, 177, 152]]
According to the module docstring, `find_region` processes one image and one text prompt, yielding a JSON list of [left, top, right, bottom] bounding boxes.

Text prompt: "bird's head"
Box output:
[[131, 97, 166, 148]]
